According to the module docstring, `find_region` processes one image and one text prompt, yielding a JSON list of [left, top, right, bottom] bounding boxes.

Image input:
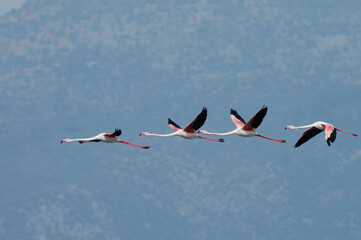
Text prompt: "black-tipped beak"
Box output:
[[60, 141, 63, 144], [139, 133, 141, 136]]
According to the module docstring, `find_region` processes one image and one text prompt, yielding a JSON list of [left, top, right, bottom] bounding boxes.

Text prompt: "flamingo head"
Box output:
[[139, 132, 149, 136], [60, 138, 71, 144], [285, 125, 295, 130], [198, 129, 209, 134]]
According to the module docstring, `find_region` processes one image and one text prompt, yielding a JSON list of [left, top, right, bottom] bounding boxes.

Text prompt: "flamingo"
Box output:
[[285, 121, 357, 147], [61, 128, 150, 149], [198, 106, 286, 143], [139, 107, 224, 142]]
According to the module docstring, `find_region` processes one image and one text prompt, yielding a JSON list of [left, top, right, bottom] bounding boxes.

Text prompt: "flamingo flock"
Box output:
[[61, 106, 357, 149]]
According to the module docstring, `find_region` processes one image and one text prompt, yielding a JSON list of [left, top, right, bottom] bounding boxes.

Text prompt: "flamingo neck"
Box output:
[[200, 130, 236, 136], [67, 138, 89, 142], [145, 132, 179, 137], [287, 124, 314, 130]]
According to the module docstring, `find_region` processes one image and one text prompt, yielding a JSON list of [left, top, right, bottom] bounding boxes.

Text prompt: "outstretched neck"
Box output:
[[68, 138, 84, 142], [286, 124, 314, 130], [62, 138, 90, 143], [144, 132, 179, 137], [199, 130, 235, 136]]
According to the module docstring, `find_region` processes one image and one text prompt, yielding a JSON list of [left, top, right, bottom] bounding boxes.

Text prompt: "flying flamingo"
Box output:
[[285, 121, 357, 147], [61, 128, 149, 149], [198, 106, 286, 143], [139, 107, 224, 142]]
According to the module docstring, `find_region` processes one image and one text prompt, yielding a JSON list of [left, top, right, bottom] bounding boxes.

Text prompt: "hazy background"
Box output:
[[0, 0, 26, 16], [1, 1, 360, 239]]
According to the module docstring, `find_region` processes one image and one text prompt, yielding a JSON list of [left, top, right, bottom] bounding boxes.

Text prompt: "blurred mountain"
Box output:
[[1, 1, 360, 239]]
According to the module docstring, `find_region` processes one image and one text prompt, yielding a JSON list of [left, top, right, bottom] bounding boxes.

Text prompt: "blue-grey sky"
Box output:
[[0, 0, 25, 15]]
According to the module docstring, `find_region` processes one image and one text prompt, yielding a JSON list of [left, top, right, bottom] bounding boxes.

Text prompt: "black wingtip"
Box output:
[[261, 105, 268, 114], [191, 107, 208, 131], [113, 128, 122, 136], [201, 107, 207, 115]]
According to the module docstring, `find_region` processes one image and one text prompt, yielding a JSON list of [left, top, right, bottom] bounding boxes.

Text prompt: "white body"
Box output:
[[200, 128, 259, 137]]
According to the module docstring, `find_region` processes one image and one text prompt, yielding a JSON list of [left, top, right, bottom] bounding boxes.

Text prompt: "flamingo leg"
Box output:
[[118, 140, 150, 149], [336, 128, 358, 137], [258, 135, 286, 143], [198, 136, 224, 142]]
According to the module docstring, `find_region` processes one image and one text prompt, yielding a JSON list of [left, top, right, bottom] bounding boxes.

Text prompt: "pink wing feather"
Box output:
[[230, 109, 246, 128]]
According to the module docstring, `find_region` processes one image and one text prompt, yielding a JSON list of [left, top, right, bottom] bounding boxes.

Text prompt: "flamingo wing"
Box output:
[[112, 128, 122, 137], [294, 127, 323, 148], [325, 124, 336, 146], [243, 105, 268, 131], [104, 128, 122, 137], [112, 128, 122, 136], [183, 107, 207, 133], [230, 109, 246, 128], [168, 118, 182, 130]]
